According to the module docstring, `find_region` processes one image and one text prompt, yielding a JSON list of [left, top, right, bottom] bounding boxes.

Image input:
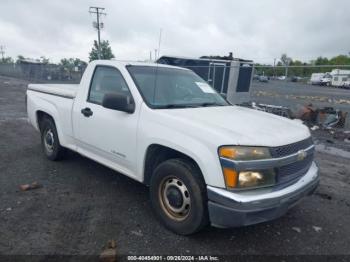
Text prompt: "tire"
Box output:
[[40, 117, 66, 161], [150, 158, 209, 235]]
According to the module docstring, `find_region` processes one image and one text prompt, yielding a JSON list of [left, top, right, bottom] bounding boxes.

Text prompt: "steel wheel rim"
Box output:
[[159, 176, 191, 221], [44, 129, 54, 153]]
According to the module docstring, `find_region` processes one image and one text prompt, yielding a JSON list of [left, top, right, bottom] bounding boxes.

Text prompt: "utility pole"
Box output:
[[0, 45, 5, 61], [285, 58, 291, 81], [273, 58, 276, 78], [89, 7, 106, 59]]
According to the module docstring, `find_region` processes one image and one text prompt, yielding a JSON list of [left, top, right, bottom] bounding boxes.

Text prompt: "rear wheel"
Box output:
[[40, 117, 66, 161], [150, 158, 208, 235]]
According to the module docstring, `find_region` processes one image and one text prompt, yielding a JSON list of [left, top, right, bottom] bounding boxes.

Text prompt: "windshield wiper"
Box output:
[[156, 102, 225, 109], [198, 102, 224, 107], [157, 104, 198, 109]]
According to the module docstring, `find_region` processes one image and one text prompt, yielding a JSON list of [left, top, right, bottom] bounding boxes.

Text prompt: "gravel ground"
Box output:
[[0, 76, 350, 258]]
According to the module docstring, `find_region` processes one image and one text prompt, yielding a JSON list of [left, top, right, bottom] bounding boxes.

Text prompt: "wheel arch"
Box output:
[[35, 109, 66, 146], [36, 110, 55, 131], [143, 144, 204, 186]]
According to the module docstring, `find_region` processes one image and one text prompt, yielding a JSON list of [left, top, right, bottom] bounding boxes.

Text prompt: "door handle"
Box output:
[[81, 107, 93, 117]]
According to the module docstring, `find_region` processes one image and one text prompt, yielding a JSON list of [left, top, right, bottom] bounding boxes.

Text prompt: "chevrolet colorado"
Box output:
[[26, 60, 319, 235]]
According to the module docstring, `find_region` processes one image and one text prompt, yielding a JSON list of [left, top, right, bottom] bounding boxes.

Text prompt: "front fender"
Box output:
[[137, 121, 226, 188]]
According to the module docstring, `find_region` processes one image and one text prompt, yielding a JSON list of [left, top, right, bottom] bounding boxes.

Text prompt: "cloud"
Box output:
[[0, 0, 349, 63]]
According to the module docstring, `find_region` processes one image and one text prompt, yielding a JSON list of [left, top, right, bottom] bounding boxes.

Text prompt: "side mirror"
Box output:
[[102, 93, 135, 113]]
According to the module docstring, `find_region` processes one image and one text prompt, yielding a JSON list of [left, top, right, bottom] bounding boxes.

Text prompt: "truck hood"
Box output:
[[157, 105, 310, 147]]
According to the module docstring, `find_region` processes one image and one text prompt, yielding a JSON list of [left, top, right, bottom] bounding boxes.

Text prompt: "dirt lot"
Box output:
[[0, 76, 350, 258]]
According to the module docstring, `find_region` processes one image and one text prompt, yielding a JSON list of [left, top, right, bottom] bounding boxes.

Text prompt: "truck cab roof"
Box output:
[[91, 59, 190, 71]]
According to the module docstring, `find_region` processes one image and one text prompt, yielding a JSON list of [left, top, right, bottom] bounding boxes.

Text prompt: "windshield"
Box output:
[[127, 66, 229, 109]]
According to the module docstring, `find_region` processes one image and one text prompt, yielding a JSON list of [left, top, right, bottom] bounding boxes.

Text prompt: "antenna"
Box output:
[[152, 28, 162, 103], [157, 28, 162, 60]]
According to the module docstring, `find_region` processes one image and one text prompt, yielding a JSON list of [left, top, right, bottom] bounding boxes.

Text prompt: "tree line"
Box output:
[[255, 53, 350, 77], [1, 41, 349, 78], [0, 40, 115, 70]]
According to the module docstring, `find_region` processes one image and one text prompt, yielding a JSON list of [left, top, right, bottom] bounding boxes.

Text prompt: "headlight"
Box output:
[[222, 168, 276, 189], [219, 146, 275, 189], [219, 146, 271, 161], [238, 170, 275, 188]]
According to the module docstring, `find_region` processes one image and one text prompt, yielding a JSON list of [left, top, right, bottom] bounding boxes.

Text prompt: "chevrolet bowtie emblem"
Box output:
[[297, 150, 307, 161]]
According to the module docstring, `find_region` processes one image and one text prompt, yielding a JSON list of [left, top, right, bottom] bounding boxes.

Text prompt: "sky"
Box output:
[[0, 0, 349, 64]]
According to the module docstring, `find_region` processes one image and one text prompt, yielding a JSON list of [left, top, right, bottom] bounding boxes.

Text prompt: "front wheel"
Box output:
[[150, 159, 209, 235]]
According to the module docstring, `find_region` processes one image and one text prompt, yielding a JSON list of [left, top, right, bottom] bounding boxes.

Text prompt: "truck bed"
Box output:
[[28, 84, 79, 99]]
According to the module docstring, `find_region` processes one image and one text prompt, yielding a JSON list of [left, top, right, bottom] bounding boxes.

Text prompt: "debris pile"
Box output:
[[294, 104, 349, 144], [243, 101, 350, 147], [298, 104, 348, 128], [245, 101, 348, 129], [19, 182, 42, 191], [100, 240, 117, 262]]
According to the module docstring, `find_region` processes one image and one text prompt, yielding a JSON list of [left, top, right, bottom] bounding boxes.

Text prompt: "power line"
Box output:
[[89, 6, 106, 59], [177, 64, 350, 69], [254, 64, 350, 68]]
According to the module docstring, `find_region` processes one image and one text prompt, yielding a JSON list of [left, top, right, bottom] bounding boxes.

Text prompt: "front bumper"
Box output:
[[207, 162, 319, 228]]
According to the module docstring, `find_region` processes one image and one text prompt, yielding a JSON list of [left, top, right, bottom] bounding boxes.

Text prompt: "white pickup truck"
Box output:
[[27, 60, 319, 235]]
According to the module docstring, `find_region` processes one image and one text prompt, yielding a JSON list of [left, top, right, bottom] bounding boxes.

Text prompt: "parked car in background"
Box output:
[[342, 80, 350, 89], [277, 76, 286, 80], [320, 76, 332, 86], [319, 73, 332, 86], [258, 75, 269, 82], [310, 73, 325, 85], [291, 76, 302, 82]]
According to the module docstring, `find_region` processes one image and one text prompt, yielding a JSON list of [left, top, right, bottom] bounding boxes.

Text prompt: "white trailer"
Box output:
[[330, 69, 350, 87]]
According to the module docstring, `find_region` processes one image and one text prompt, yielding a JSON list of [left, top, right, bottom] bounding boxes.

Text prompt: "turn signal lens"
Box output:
[[219, 146, 271, 161], [223, 168, 238, 188], [219, 147, 237, 159]]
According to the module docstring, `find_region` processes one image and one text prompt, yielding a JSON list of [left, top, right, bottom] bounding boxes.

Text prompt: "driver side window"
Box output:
[[88, 66, 131, 104]]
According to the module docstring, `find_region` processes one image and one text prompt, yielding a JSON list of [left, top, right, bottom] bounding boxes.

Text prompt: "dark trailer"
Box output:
[[157, 55, 254, 104]]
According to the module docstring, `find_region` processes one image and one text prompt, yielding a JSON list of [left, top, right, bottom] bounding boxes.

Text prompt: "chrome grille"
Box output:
[[277, 154, 314, 184], [270, 137, 314, 158], [270, 137, 314, 187]]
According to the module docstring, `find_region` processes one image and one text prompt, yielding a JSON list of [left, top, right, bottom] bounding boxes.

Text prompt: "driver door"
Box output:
[[74, 65, 139, 178]]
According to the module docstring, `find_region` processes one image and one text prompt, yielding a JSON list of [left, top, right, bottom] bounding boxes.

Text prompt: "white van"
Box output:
[[310, 73, 324, 85]]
